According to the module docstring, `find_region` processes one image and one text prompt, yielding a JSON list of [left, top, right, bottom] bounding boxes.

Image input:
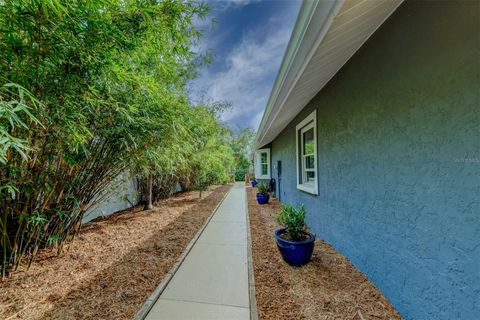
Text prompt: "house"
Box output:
[[254, 1, 479, 319]]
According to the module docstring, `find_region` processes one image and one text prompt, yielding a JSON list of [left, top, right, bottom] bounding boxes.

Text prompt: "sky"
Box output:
[[189, 0, 302, 131]]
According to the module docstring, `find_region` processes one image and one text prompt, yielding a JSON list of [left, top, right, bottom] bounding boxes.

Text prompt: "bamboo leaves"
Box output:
[[0, 0, 243, 277], [0, 83, 43, 163], [0, 0, 212, 276]]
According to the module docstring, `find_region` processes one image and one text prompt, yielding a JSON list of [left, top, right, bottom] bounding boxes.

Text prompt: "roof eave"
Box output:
[[254, 0, 344, 149]]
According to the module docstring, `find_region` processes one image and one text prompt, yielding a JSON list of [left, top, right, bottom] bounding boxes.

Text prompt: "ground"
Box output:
[[0, 184, 231, 320], [247, 186, 403, 320], [144, 183, 249, 319]]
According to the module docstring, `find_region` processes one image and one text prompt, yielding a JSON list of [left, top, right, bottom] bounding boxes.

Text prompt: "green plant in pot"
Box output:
[[274, 204, 315, 266], [256, 182, 269, 204]]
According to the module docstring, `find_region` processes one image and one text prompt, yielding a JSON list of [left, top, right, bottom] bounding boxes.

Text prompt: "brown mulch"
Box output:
[[247, 187, 403, 320], [0, 184, 232, 320]]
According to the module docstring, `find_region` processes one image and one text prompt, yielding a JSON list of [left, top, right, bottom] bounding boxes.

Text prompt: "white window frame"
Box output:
[[255, 148, 271, 180], [295, 110, 318, 195]]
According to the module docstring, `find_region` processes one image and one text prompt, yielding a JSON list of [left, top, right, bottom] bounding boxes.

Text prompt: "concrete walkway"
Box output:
[[145, 183, 250, 319]]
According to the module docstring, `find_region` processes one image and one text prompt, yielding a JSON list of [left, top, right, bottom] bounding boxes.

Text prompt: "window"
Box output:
[[255, 148, 270, 179], [261, 152, 268, 176], [296, 110, 318, 195]]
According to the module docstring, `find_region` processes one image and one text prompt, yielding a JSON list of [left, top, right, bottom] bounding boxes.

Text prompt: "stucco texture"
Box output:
[[270, 1, 480, 319]]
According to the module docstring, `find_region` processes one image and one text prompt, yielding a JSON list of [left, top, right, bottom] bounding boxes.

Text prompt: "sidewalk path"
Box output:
[[145, 183, 250, 319]]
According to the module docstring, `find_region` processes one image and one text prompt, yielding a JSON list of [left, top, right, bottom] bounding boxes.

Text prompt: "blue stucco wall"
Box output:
[[270, 2, 480, 319]]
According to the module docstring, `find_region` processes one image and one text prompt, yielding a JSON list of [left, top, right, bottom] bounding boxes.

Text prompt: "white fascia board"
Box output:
[[255, 0, 344, 148]]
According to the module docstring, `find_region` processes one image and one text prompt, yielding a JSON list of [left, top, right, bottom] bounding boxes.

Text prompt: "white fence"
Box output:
[[82, 173, 139, 223]]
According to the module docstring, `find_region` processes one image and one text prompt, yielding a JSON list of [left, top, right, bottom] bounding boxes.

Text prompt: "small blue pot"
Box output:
[[256, 193, 269, 204], [274, 228, 315, 266], [251, 180, 258, 187]]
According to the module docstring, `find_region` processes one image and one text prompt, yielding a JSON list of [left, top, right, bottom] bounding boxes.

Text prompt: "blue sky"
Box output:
[[189, 0, 301, 131]]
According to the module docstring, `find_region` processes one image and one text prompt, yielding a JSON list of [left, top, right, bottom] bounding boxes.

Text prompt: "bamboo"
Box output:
[[0, 0, 235, 276]]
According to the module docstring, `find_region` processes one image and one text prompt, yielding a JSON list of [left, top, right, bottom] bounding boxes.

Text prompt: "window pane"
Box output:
[[261, 164, 268, 175], [306, 171, 315, 182], [303, 128, 314, 155], [305, 155, 315, 169], [261, 152, 267, 164]]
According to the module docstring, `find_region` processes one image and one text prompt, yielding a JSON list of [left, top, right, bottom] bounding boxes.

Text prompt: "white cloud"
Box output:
[[209, 0, 262, 10], [191, 18, 293, 129]]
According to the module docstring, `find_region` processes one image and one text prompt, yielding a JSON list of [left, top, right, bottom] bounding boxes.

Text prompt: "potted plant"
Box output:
[[251, 177, 257, 187], [256, 182, 269, 204], [274, 204, 315, 266]]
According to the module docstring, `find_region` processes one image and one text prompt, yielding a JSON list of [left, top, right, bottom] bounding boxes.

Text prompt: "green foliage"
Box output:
[[0, 83, 43, 164], [133, 98, 236, 203], [256, 182, 268, 195], [276, 204, 307, 241], [187, 105, 235, 192], [234, 156, 250, 181], [0, 0, 227, 276], [230, 128, 255, 181]]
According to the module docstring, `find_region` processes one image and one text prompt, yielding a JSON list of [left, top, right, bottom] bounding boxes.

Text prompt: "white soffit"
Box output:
[[256, 0, 404, 148]]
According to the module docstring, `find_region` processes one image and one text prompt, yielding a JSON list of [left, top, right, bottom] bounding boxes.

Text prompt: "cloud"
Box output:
[[190, 16, 293, 130], [208, 0, 262, 10]]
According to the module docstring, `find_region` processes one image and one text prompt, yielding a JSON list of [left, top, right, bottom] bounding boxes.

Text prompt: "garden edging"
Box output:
[[246, 186, 259, 320]]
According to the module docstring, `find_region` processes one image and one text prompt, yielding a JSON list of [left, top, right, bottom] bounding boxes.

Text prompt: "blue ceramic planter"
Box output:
[[256, 193, 269, 204], [251, 180, 258, 187], [274, 228, 315, 266]]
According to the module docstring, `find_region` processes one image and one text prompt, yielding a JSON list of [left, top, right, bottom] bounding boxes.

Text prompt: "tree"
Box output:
[[230, 128, 256, 181], [186, 104, 235, 197]]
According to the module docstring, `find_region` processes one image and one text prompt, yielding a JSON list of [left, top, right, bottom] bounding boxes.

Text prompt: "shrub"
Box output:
[[276, 204, 307, 241], [234, 168, 247, 181], [256, 182, 268, 195], [231, 128, 254, 181]]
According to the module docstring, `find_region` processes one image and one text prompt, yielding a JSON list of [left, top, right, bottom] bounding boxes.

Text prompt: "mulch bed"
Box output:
[[0, 184, 231, 320], [247, 186, 403, 320]]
